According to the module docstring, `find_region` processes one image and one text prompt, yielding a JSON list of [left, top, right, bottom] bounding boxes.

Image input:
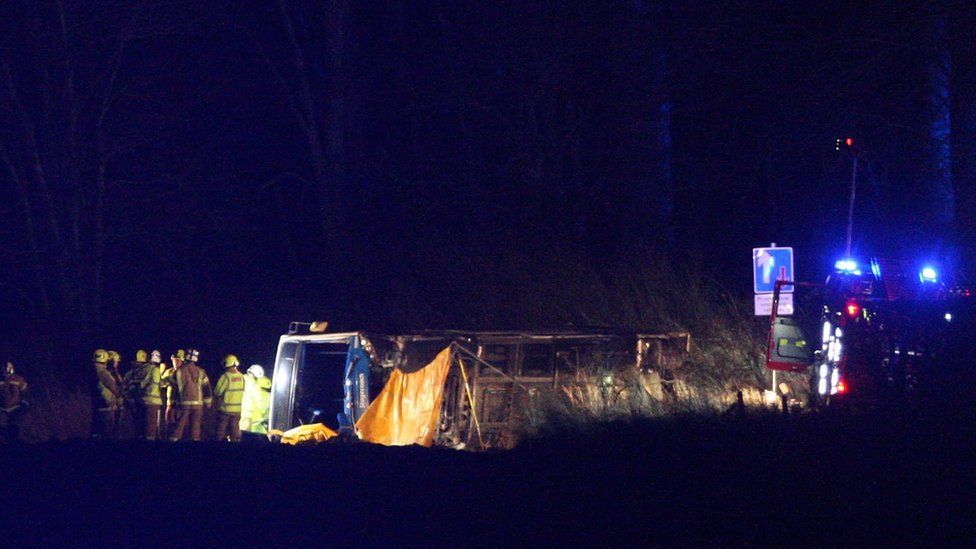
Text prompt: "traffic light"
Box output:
[[835, 137, 855, 151]]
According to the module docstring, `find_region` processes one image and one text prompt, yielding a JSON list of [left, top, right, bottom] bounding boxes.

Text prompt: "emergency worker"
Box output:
[[107, 350, 126, 435], [214, 354, 245, 442], [149, 350, 166, 437], [108, 350, 124, 381], [92, 349, 121, 438], [165, 348, 211, 441], [159, 349, 186, 436], [123, 350, 162, 440], [137, 350, 149, 372], [132, 350, 148, 368], [241, 364, 272, 435], [0, 362, 28, 442], [124, 350, 148, 411]]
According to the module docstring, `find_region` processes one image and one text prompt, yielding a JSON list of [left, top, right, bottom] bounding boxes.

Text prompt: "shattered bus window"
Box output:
[[479, 345, 512, 376], [482, 387, 512, 423], [520, 344, 554, 378], [295, 343, 348, 429], [269, 342, 298, 433]]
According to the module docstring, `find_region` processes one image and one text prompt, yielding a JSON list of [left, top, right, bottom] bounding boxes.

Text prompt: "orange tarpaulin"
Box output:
[[355, 346, 453, 447]]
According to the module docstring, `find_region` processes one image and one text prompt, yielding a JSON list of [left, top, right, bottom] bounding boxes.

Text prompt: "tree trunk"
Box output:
[[923, 4, 954, 239], [634, 0, 673, 248]]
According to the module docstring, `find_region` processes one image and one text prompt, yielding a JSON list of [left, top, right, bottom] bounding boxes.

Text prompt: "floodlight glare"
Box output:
[[834, 259, 860, 275]]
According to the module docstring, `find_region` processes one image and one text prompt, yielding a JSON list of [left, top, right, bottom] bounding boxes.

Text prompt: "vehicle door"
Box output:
[[268, 340, 300, 432]]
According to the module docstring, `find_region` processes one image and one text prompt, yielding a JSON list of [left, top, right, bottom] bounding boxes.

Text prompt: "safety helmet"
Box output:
[[174, 349, 186, 360], [223, 354, 240, 368], [136, 349, 148, 363], [93, 349, 109, 363], [186, 348, 200, 362], [247, 364, 264, 378], [150, 350, 162, 364], [108, 350, 120, 363]]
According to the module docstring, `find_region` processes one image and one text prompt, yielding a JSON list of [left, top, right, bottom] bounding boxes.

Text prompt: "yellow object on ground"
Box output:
[[274, 423, 339, 445], [355, 346, 453, 447]]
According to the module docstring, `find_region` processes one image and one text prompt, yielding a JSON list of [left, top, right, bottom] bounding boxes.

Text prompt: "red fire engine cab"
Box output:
[[811, 257, 973, 407]]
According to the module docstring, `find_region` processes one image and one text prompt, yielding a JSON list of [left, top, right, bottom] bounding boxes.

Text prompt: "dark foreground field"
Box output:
[[2, 410, 975, 546]]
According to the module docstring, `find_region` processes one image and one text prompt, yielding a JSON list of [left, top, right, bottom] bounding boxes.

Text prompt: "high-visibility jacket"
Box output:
[[92, 364, 121, 412], [123, 362, 162, 406], [109, 365, 125, 408], [0, 373, 28, 413], [241, 374, 272, 433], [214, 369, 245, 414], [160, 365, 175, 408], [162, 362, 212, 408]]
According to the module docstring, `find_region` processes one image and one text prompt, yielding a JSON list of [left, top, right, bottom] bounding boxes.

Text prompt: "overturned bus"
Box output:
[[268, 325, 690, 449]]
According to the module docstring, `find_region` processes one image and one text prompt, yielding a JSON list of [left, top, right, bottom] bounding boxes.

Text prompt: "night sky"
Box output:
[[2, 1, 974, 371]]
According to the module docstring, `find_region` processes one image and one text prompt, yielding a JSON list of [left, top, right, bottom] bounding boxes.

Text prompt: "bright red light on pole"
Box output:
[[845, 301, 860, 317], [845, 137, 854, 147]]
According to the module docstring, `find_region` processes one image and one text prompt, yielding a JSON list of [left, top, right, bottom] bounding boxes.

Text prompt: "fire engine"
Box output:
[[767, 257, 975, 407]]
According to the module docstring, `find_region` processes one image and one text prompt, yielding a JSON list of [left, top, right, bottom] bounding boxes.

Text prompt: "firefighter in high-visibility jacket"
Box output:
[[240, 364, 272, 435], [160, 349, 185, 438], [163, 348, 211, 441], [1, 361, 28, 442], [123, 349, 162, 440], [146, 350, 166, 436], [92, 349, 122, 438], [214, 355, 246, 442], [107, 350, 127, 435]]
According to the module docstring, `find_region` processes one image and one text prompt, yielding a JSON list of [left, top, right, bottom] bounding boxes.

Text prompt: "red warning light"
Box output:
[[837, 380, 847, 393], [845, 137, 854, 147], [845, 301, 860, 317]]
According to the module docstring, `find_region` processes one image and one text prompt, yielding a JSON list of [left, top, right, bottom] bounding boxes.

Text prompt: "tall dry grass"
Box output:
[[17, 378, 92, 443], [510, 247, 811, 441]]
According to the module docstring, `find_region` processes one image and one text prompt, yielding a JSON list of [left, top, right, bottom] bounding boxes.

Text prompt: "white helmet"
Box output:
[[247, 364, 265, 378]]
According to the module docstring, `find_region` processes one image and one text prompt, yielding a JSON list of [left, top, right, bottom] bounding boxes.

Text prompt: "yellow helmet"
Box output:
[[136, 349, 148, 363], [223, 354, 240, 368], [108, 350, 120, 363], [174, 349, 186, 360], [93, 349, 109, 363]]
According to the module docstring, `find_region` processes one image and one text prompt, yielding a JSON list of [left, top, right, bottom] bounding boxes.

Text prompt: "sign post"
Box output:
[[753, 246, 794, 316], [754, 245, 795, 404]]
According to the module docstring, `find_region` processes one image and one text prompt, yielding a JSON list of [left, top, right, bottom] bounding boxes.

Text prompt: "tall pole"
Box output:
[[844, 155, 858, 257]]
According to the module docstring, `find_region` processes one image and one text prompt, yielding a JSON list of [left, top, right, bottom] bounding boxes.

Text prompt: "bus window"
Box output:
[[479, 345, 513, 376], [481, 387, 511, 423], [295, 342, 350, 430], [520, 344, 554, 377], [269, 342, 299, 432], [555, 346, 579, 371]]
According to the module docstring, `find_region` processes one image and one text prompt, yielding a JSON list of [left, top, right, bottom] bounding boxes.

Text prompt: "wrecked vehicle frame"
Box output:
[[268, 326, 690, 449]]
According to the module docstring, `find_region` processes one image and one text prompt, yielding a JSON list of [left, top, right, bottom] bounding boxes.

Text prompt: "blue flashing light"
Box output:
[[920, 266, 938, 283], [834, 259, 861, 275]]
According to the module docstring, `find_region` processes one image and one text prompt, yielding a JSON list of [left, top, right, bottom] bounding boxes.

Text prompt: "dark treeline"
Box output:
[[2, 1, 975, 372]]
